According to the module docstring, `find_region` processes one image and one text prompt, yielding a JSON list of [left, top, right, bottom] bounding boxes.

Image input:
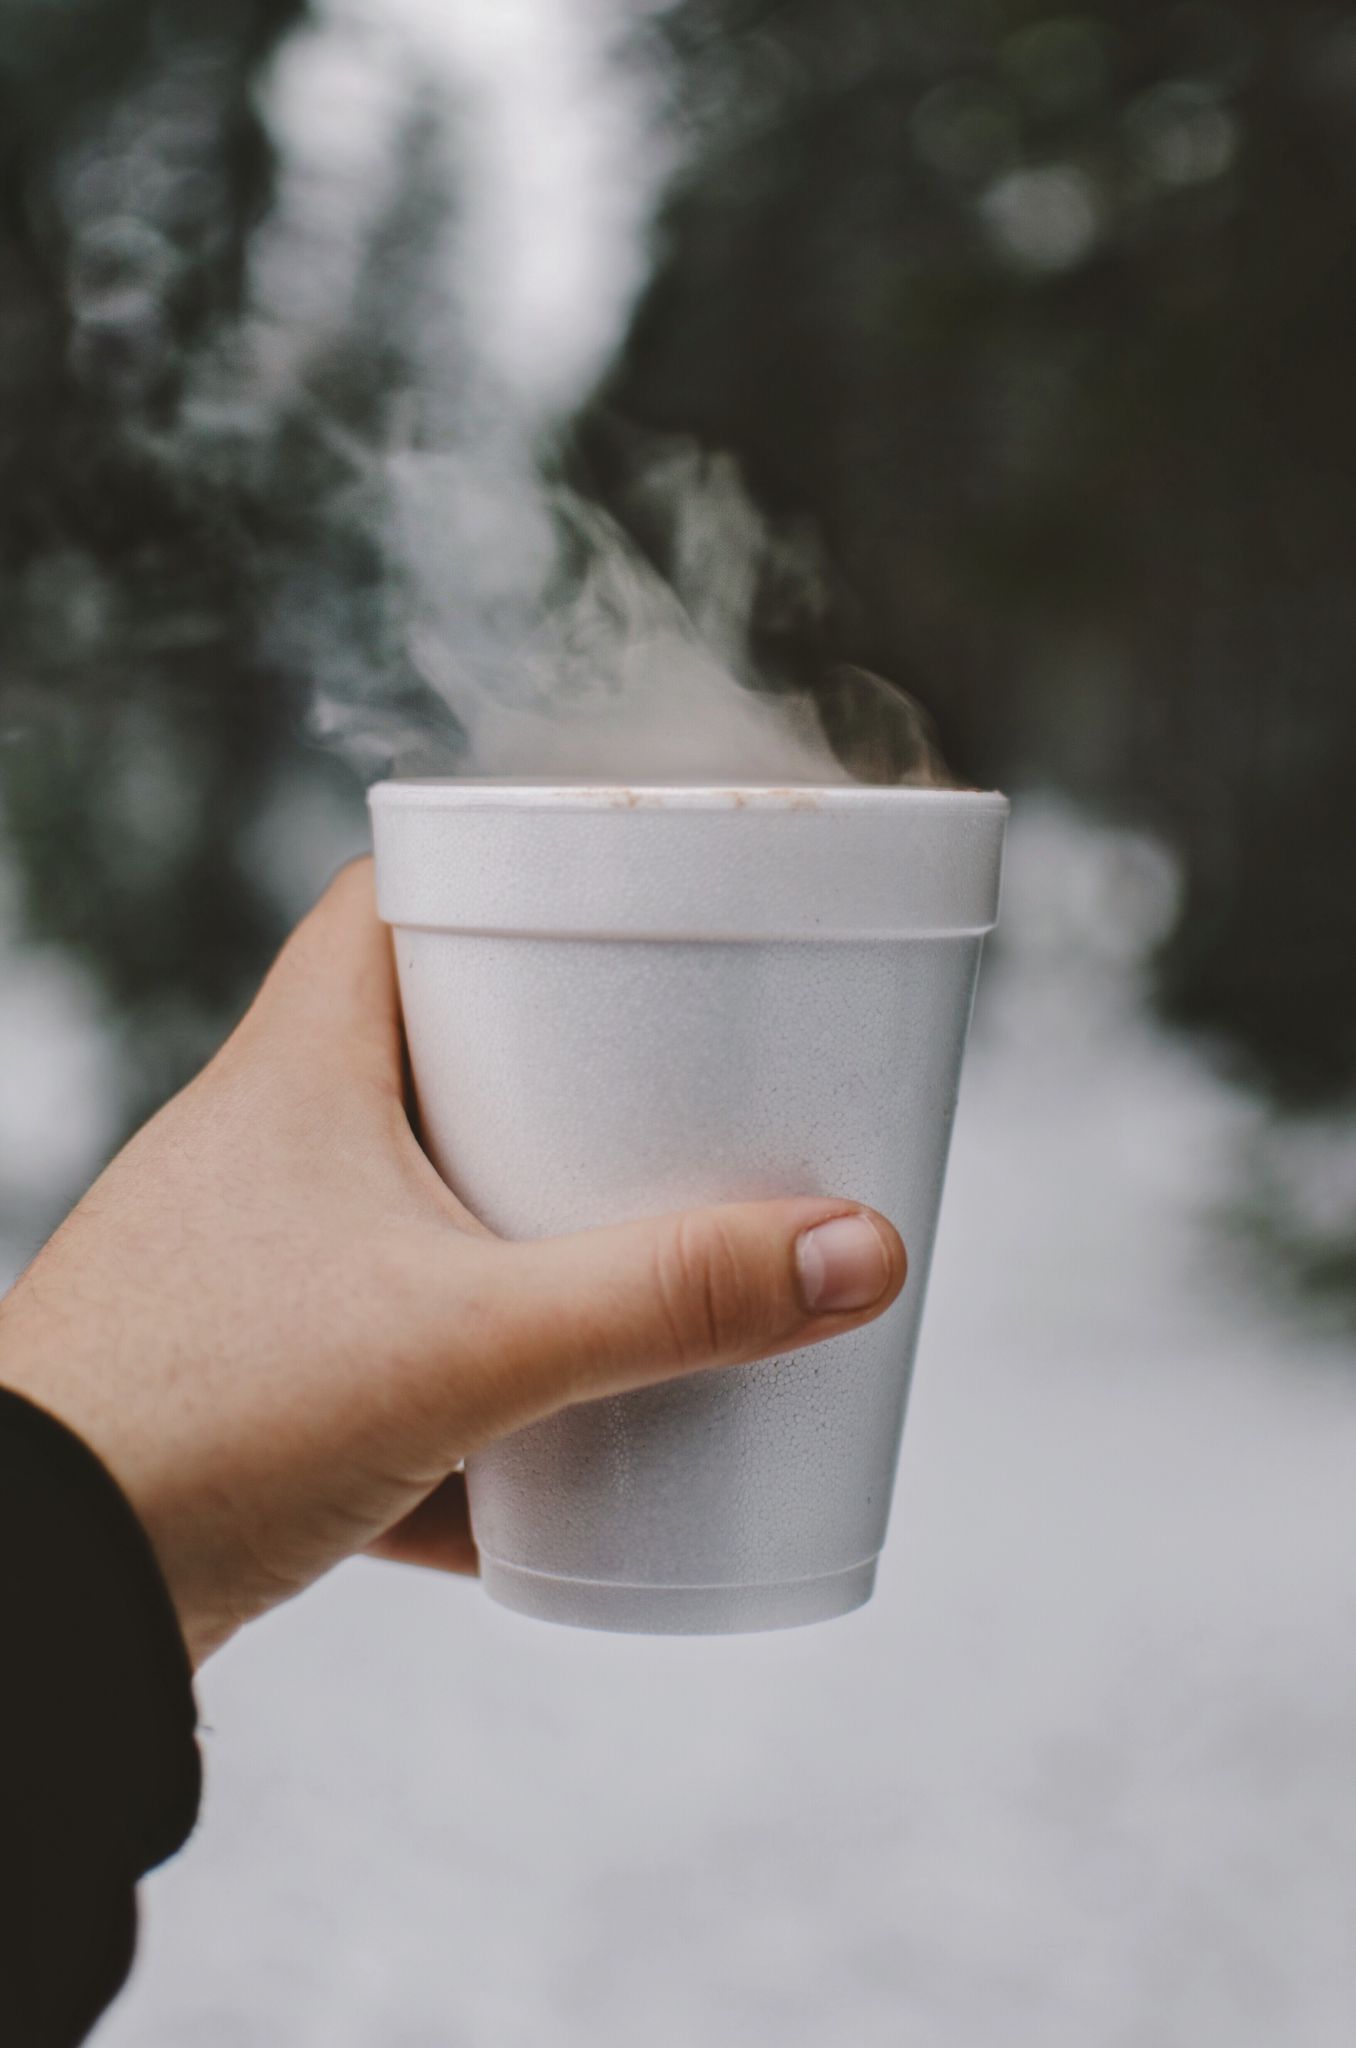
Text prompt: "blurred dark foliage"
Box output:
[[600, 0, 1356, 1107], [1, 0, 1354, 1172], [0, 0, 317, 1128]]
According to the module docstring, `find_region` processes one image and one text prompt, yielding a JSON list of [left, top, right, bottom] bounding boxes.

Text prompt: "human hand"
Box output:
[[0, 862, 906, 1666]]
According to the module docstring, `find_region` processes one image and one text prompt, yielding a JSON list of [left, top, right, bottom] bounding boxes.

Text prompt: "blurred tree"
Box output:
[[1, 0, 1354, 1187], [600, 0, 1356, 1102], [0, 0, 320, 1129]]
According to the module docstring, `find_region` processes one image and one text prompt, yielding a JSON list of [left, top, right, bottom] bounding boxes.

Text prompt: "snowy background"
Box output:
[[1, 0, 1354, 2040], [5, 802, 1352, 2046]]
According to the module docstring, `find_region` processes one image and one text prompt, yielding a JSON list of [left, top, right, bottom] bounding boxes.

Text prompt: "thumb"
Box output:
[[469, 1198, 907, 1432]]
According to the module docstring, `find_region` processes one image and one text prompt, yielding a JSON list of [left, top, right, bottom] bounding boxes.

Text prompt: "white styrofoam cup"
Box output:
[[369, 781, 1007, 1634]]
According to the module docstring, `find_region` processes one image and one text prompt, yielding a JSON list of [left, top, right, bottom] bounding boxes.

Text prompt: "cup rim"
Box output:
[[368, 778, 1008, 815]]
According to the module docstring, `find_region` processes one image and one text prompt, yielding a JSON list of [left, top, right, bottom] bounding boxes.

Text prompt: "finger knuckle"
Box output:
[[654, 1213, 760, 1366]]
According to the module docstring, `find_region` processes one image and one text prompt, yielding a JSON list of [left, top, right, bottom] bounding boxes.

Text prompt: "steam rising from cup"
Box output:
[[249, 0, 953, 790], [386, 440, 951, 785]]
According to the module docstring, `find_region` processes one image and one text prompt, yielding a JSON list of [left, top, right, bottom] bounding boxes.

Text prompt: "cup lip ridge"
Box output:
[[368, 777, 1009, 815]]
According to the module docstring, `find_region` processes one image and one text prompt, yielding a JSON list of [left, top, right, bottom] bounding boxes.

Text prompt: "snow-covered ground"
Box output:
[[13, 802, 1334, 2048]]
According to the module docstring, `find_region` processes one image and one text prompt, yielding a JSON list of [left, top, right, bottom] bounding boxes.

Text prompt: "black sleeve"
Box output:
[[0, 1387, 201, 2047]]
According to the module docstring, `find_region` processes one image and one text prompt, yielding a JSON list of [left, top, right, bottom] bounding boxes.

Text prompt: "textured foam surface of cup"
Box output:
[[370, 782, 1007, 1635], [370, 781, 1008, 941], [395, 927, 984, 1629], [477, 1559, 879, 1635]]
